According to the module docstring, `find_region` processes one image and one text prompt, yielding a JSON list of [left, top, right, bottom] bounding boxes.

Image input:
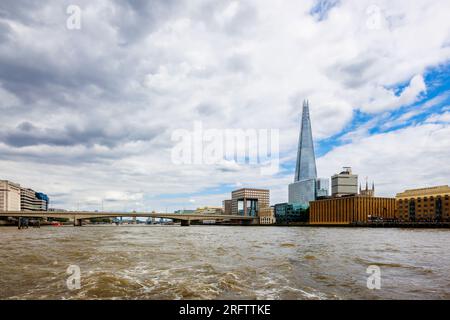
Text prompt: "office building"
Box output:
[[396, 185, 450, 222], [35, 193, 49, 211], [309, 196, 396, 224], [331, 167, 358, 197], [289, 179, 315, 205], [274, 202, 309, 224], [21, 188, 37, 211], [231, 188, 270, 216], [20, 188, 49, 211], [0, 180, 21, 211], [288, 100, 329, 205]]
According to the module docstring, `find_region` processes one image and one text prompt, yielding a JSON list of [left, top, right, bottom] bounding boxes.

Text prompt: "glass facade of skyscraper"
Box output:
[[288, 100, 329, 206]]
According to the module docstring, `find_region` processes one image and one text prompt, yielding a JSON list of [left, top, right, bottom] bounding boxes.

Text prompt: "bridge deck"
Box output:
[[0, 211, 255, 221]]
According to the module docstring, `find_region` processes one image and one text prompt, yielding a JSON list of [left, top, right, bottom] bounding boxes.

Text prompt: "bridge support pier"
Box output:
[[18, 217, 29, 229], [181, 220, 190, 226], [74, 219, 82, 227]]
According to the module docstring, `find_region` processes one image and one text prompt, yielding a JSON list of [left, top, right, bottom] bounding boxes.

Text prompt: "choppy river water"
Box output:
[[1, 225, 449, 299]]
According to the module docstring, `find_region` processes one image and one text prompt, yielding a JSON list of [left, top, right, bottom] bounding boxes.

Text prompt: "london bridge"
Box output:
[[0, 210, 257, 227]]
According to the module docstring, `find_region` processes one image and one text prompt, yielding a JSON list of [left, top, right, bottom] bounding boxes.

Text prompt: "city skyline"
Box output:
[[0, 1, 449, 212]]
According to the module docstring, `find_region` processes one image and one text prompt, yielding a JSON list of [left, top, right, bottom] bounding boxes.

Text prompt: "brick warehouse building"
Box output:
[[396, 186, 450, 222], [309, 196, 396, 225]]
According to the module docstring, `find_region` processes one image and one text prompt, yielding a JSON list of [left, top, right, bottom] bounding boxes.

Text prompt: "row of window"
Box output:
[[398, 196, 450, 202], [398, 201, 449, 205], [398, 205, 450, 209]]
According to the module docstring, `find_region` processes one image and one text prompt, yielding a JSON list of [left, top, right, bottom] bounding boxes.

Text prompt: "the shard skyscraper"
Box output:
[[289, 100, 328, 206], [294, 100, 317, 182]]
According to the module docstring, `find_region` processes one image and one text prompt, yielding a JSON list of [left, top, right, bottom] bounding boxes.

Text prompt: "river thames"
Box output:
[[0, 225, 449, 300]]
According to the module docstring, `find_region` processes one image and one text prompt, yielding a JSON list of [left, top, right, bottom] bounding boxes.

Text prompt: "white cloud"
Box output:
[[361, 74, 427, 113], [104, 191, 143, 202], [426, 111, 450, 124]]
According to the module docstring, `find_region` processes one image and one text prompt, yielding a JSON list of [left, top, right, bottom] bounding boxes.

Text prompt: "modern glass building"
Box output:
[[288, 179, 315, 205], [274, 202, 309, 224], [316, 178, 330, 199], [288, 100, 329, 206]]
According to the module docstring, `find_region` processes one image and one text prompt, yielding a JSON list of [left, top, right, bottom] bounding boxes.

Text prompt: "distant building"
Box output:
[[316, 178, 330, 199], [274, 202, 309, 224], [331, 167, 358, 197], [288, 100, 329, 206], [231, 188, 270, 216], [195, 206, 224, 215], [259, 206, 276, 225], [359, 180, 375, 197], [35, 193, 49, 210], [174, 209, 195, 214], [20, 188, 36, 211], [0, 180, 21, 211], [309, 196, 396, 224], [222, 200, 232, 215], [20, 188, 49, 211], [396, 185, 450, 222]]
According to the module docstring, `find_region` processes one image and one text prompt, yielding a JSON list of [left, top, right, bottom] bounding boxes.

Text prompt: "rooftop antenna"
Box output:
[[342, 166, 352, 174]]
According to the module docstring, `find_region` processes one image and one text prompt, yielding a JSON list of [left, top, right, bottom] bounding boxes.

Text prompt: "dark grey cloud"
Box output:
[[0, 1, 175, 109], [226, 54, 252, 73], [0, 1, 44, 24], [0, 146, 116, 165], [0, 20, 12, 42], [109, 0, 182, 45], [196, 103, 216, 116], [1, 121, 163, 148], [327, 56, 378, 89]]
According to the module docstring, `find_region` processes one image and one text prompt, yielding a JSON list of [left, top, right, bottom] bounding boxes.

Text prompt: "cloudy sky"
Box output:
[[0, 0, 449, 212]]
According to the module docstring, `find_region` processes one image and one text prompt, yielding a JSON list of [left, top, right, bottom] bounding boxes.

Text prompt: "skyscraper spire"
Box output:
[[294, 100, 317, 182], [289, 99, 328, 205]]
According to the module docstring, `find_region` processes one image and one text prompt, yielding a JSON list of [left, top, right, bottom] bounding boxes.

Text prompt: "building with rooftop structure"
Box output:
[[331, 167, 358, 197]]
